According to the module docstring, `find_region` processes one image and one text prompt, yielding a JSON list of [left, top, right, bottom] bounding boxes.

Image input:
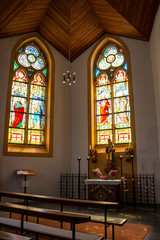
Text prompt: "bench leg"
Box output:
[[72, 221, 75, 240], [104, 207, 108, 239], [112, 225, 115, 240], [20, 214, 24, 235]]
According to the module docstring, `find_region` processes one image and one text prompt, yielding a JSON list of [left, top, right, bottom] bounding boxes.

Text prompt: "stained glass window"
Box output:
[[95, 44, 131, 145], [8, 42, 47, 146]]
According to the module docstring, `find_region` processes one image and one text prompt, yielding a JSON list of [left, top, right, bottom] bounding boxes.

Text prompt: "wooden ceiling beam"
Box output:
[[106, 0, 160, 40], [0, 0, 33, 32]]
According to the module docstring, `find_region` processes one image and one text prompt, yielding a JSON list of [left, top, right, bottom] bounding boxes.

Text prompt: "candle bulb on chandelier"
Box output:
[[67, 70, 70, 81], [73, 72, 76, 83], [63, 73, 66, 83]]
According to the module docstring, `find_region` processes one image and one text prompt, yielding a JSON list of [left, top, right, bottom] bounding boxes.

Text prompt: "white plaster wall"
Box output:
[[70, 35, 159, 201], [150, 5, 160, 204], [0, 34, 71, 196]]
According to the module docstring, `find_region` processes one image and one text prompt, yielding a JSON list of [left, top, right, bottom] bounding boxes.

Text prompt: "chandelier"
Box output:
[[63, 2, 76, 85]]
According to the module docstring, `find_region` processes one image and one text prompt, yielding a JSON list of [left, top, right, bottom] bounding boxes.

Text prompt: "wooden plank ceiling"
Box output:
[[0, 0, 159, 61]]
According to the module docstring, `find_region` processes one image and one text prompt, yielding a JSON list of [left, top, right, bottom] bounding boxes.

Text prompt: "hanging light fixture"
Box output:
[[63, 1, 76, 85]]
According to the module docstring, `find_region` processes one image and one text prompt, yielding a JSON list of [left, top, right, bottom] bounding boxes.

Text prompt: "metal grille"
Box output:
[[60, 173, 156, 209], [60, 173, 88, 199], [122, 174, 156, 208]]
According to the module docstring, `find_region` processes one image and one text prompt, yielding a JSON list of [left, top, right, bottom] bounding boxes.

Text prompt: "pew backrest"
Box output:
[[0, 191, 119, 210], [0, 202, 90, 224]]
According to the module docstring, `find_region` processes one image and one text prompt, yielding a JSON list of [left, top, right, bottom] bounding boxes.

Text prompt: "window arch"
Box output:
[[3, 34, 54, 157], [88, 35, 135, 151]]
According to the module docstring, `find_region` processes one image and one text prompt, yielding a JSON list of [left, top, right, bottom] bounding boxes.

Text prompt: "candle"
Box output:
[[89, 145, 91, 150], [129, 143, 131, 148], [120, 155, 123, 158]]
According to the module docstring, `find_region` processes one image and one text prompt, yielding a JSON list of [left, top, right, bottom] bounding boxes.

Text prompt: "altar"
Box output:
[[85, 179, 121, 202]]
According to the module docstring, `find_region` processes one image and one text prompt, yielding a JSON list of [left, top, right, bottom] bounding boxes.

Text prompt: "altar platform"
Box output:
[[85, 179, 121, 202]]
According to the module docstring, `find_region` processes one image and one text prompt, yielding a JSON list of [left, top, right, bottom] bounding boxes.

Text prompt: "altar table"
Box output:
[[85, 179, 121, 202]]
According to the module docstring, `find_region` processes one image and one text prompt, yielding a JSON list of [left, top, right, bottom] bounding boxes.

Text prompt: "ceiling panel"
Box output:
[[0, 0, 159, 60]]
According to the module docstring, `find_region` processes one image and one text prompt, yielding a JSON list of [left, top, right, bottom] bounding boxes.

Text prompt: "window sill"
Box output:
[[3, 144, 53, 157]]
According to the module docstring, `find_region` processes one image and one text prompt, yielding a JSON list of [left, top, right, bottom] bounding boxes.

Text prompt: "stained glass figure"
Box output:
[[97, 114, 112, 130], [96, 99, 111, 125], [10, 97, 26, 128], [96, 73, 110, 86], [113, 82, 128, 97], [96, 86, 111, 100], [114, 70, 128, 83], [115, 112, 130, 128], [32, 73, 45, 85], [114, 97, 130, 112], [29, 100, 45, 130]]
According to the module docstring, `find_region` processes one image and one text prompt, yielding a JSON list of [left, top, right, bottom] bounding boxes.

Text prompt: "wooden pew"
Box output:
[[0, 202, 103, 240], [0, 191, 126, 240]]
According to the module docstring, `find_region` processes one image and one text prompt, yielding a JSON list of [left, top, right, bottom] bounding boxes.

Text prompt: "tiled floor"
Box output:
[[1, 201, 160, 239], [116, 207, 160, 240], [33, 202, 160, 239]]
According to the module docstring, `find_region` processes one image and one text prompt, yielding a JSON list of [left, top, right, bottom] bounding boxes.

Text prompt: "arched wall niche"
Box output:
[[88, 34, 137, 177], [3, 33, 54, 157]]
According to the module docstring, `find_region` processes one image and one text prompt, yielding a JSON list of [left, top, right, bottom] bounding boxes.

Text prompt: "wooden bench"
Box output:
[[0, 191, 127, 240], [0, 202, 104, 240]]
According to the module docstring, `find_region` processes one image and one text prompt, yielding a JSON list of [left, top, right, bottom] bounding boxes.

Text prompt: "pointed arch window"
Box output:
[[4, 34, 54, 157], [89, 36, 135, 149]]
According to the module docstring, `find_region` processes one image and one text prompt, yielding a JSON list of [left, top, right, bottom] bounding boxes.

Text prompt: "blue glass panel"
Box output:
[[25, 46, 39, 57], [42, 68, 47, 77], [18, 54, 30, 67], [112, 54, 124, 67], [104, 47, 117, 57], [123, 62, 128, 71], [95, 68, 100, 77], [98, 58, 110, 70], [13, 61, 19, 70], [32, 57, 44, 70]]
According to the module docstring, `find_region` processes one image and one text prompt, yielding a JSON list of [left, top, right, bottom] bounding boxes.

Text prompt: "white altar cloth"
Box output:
[[85, 179, 121, 185]]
